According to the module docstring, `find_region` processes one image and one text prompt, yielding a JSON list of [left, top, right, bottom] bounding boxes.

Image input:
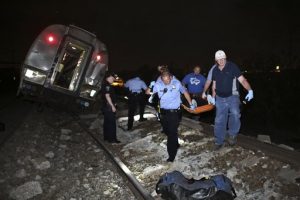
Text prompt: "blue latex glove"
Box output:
[[191, 99, 197, 107], [245, 90, 254, 102], [190, 104, 196, 110], [207, 95, 215, 105], [148, 95, 154, 103], [189, 99, 197, 110]]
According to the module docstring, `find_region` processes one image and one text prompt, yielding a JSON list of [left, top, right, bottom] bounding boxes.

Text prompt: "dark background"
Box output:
[[0, 0, 299, 148], [1, 0, 300, 72]]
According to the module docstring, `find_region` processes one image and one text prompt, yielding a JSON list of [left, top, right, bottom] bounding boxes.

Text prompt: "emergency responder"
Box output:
[[147, 65, 169, 94], [182, 65, 207, 106], [101, 72, 120, 143], [211, 50, 253, 149], [125, 76, 148, 131], [146, 65, 171, 135], [147, 65, 169, 122], [147, 65, 176, 101], [152, 71, 194, 162]]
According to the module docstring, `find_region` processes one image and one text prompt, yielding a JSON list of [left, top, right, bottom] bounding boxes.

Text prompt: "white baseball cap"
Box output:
[[215, 50, 226, 60]]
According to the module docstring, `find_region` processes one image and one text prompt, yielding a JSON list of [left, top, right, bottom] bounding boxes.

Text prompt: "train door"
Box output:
[[50, 37, 92, 92]]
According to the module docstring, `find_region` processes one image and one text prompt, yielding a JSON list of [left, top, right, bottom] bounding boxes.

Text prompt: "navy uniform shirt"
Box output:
[[212, 61, 242, 97], [101, 81, 116, 109], [125, 77, 147, 93], [153, 77, 186, 109]]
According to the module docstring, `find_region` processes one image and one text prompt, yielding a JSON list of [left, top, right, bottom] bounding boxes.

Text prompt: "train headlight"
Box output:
[[24, 68, 47, 85]]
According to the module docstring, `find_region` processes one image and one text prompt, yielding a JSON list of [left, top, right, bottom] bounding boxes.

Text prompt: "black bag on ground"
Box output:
[[156, 171, 236, 200]]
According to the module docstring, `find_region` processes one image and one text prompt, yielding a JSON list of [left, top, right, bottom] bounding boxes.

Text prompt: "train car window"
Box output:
[[52, 42, 86, 91]]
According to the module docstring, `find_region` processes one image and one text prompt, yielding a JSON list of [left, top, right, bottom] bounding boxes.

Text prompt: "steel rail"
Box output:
[[181, 115, 300, 168], [75, 118, 154, 200], [145, 105, 300, 168]]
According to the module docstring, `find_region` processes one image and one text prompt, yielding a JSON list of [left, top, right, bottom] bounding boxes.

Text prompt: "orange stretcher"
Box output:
[[181, 104, 215, 114]]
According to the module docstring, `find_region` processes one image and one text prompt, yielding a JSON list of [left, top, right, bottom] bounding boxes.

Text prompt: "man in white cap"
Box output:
[[211, 50, 253, 150]]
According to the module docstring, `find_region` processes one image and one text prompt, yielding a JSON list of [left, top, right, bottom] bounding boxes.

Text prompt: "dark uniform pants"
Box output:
[[103, 110, 117, 142], [128, 93, 146, 129], [161, 110, 181, 160]]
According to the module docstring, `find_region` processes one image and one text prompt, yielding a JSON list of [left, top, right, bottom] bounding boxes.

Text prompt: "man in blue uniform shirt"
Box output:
[[125, 76, 148, 130], [152, 71, 194, 162], [211, 50, 253, 150]]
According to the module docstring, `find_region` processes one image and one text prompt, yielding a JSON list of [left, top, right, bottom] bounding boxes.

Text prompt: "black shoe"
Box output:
[[127, 127, 132, 131], [166, 158, 174, 162], [139, 118, 147, 122]]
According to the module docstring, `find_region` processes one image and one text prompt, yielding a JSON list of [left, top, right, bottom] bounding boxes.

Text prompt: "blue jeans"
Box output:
[[214, 95, 241, 145]]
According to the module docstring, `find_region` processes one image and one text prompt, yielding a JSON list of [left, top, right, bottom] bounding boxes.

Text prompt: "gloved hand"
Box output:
[[207, 95, 215, 105], [148, 95, 154, 103], [245, 90, 254, 101], [191, 99, 197, 108], [149, 81, 155, 88], [190, 104, 196, 110]]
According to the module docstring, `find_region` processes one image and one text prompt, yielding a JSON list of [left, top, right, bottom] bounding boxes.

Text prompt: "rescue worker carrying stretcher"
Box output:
[[150, 71, 195, 162], [182, 65, 207, 107]]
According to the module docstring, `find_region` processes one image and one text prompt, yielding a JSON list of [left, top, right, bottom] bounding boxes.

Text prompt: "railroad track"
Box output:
[[42, 103, 154, 199], [180, 117, 300, 168], [1, 96, 299, 199], [119, 95, 300, 168], [75, 116, 154, 200], [74, 98, 300, 199]]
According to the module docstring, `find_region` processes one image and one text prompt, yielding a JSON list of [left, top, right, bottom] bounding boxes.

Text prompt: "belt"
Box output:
[[161, 108, 180, 113], [130, 92, 141, 95]]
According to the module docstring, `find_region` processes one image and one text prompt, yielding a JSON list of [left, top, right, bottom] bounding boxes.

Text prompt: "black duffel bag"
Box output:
[[156, 171, 236, 200]]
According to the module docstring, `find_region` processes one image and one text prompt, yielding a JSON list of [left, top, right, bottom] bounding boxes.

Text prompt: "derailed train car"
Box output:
[[17, 24, 108, 110]]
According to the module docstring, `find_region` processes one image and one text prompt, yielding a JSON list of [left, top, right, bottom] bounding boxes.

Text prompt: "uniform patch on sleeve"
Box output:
[[105, 86, 110, 92]]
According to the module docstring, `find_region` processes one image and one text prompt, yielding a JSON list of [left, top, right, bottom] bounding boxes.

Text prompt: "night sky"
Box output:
[[1, 0, 299, 73]]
